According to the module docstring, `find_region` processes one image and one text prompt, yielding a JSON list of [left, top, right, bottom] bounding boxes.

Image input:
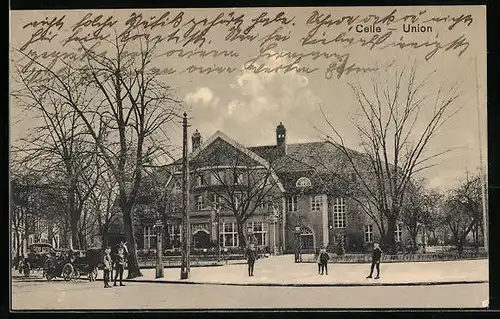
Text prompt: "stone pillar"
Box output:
[[210, 210, 217, 241], [282, 197, 286, 251]]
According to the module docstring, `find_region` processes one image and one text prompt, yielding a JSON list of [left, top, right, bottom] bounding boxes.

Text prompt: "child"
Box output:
[[366, 242, 382, 279], [103, 247, 112, 288], [317, 248, 330, 275]]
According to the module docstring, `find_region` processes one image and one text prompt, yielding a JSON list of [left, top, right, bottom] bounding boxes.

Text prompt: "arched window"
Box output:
[[299, 226, 315, 250], [296, 177, 312, 188]]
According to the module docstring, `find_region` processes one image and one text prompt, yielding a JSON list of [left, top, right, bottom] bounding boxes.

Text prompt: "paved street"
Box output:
[[114, 255, 489, 286], [11, 279, 488, 309]]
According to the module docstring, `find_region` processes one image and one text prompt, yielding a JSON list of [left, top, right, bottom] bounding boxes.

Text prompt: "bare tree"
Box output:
[[316, 63, 461, 253], [86, 164, 121, 247], [401, 179, 442, 252], [14, 35, 182, 278], [11, 168, 69, 257], [187, 140, 285, 248], [11, 62, 101, 250], [441, 171, 483, 255]]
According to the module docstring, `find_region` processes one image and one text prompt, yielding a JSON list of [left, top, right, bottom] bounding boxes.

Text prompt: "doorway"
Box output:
[[193, 230, 211, 249]]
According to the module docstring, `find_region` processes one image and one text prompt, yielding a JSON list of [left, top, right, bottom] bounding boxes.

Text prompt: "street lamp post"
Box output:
[[154, 220, 164, 278], [328, 224, 333, 250], [180, 112, 190, 280], [213, 208, 221, 262], [268, 203, 279, 255], [294, 225, 301, 263]]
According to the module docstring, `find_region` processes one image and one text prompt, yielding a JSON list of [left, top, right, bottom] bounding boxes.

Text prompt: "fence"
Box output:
[[301, 250, 488, 264], [137, 253, 248, 268]]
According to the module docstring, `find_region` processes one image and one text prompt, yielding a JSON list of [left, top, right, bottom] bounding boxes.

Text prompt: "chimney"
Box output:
[[276, 122, 287, 155], [192, 129, 202, 152]]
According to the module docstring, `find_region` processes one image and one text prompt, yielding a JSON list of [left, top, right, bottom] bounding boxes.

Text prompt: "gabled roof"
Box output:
[[171, 131, 286, 193], [250, 141, 365, 174], [271, 154, 316, 173]]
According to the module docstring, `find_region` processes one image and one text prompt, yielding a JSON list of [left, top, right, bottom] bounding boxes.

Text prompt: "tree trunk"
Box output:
[[15, 232, 21, 267], [474, 223, 479, 250], [69, 188, 81, 250], [457, 238, 464, 257], [121, 203, 142, 278], [78, 231, 86, 250], [236, 220, 247, 249], [384, 217, 397, 254], [411, 235, 418, 253]]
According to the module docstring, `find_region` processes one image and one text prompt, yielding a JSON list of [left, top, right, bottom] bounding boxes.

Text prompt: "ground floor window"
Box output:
[[299, 227, 314, 250], [219, 222, 239, 247], [364, 225, 374, 243], [143, 226, 156, 250], [247, 221, 267, 246], [333, 234, 347, 247], [395, 223, 403, 242], [167, 224, 181, 248], [300, 234, 314, 249]]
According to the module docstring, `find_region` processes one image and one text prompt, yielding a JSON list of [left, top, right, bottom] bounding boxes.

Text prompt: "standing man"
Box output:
[[113, 243, 126, 286], [366, 242, 382, 279], [318, 247, 330, 275], [103, 246, 112, 288], [246, 243, 257, 277]]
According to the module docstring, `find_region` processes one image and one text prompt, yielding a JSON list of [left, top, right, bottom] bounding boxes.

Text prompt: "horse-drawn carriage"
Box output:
[[18, 243, 101, 281], [18, 243, 53, 277], [44, 248, 101, 281]]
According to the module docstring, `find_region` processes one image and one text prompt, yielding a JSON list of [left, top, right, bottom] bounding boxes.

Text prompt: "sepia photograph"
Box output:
[[9, 5, 488, 310]]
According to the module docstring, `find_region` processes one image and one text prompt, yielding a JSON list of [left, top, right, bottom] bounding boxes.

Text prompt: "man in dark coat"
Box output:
[[246, 243, 257, 277], [317, 248, 330, 275], [366, 242, 382, 279], [113, 243, 126, 286]]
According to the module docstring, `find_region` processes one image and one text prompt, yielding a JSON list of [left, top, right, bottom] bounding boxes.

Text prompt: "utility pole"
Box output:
[[474, 56, 488, 253], [180, 112, 191, 279]]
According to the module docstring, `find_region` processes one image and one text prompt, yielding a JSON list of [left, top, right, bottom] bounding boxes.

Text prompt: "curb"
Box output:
[[97, 278, 488, 288]]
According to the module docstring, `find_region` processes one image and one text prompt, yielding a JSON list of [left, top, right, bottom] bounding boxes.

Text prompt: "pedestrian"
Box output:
[[113, 243, 126, 286], [366, 242, 382, 279], [103, 246, 112, 288], [317, 247, 330, 275], [246, 243, 257, 277]]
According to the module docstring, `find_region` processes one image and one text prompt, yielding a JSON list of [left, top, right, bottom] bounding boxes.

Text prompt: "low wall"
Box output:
[[301, 251, 488, 264]]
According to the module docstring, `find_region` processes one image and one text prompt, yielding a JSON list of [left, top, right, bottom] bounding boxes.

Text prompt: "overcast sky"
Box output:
[[10, 6, 487, 190]]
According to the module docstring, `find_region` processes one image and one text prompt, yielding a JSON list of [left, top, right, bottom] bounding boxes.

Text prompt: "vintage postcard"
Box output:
[[9, 5, 488, 310]]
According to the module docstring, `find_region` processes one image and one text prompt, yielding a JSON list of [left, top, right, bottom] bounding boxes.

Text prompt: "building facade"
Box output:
[[133, 122, 411, 255]]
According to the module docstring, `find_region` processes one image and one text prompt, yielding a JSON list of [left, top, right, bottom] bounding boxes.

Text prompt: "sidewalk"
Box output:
[[102, 255, 489, 287]]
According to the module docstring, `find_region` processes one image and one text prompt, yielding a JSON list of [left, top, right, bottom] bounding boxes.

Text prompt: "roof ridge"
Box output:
[[248, 141, 327, 149]]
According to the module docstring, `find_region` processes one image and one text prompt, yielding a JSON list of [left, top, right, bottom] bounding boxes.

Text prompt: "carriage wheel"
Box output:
[[89, 268, 97, 282], [45, 272, 54, 281], [18, 261, 24, 275], [23, 262, 31, 278], [62, 263, 74, 281]]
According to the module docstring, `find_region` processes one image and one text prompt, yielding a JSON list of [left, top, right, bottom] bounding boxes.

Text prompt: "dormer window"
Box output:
[[210, 172, 222, 185], [172, 182, 181, 193], [296, 177, 312, 188], [196, 175, 205, 187], [196, 195, 205, 211], [233, 173, 244, 185]]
